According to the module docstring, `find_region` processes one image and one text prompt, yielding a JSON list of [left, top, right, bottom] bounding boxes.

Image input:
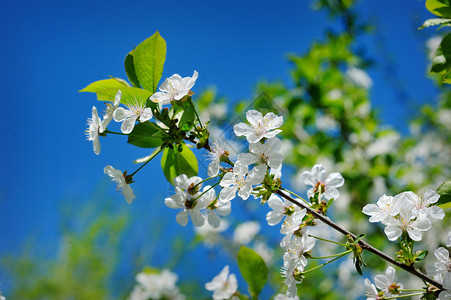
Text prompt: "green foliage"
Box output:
[[437, 180, 451, 208], [79, 78, 152, 106], [127, 122, 166, 148], [237, 246, 268, 299], [420, 17, 451, 29], [161, 143, 198, 184], [426, 0, 451, 18], [124, 50, 141, 88], [133, 31, 167, 93]]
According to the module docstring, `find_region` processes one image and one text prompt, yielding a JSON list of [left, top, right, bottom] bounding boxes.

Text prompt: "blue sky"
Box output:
[[0, 0, 440, 294]]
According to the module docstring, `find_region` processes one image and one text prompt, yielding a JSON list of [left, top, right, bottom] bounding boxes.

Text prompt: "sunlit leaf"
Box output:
[[237, 246, 268, 298]]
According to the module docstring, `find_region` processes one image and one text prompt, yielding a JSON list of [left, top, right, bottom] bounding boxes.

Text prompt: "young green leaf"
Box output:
[[237, 246, 268, 299], [124, 50, 141, 88], [419, 18, 451, 29], [430, 33, 451, 73], [79, 79, 152, 106], [127, 122, 166, 149], [161, 144, 198, 184], [134, 31, 167, 93], [426, 0, 451, 18], [437, 180, 451, 208]]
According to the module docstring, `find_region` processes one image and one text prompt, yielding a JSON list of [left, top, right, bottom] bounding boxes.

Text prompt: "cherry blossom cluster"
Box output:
[[364, 267, 403, 300], [362, 190, 444, 242], [128, 269, 185, 300], [426, 247, 451, 300]]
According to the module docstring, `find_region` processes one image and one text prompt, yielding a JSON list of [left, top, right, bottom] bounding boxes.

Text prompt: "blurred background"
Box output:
[[1, 0, 450, 299]]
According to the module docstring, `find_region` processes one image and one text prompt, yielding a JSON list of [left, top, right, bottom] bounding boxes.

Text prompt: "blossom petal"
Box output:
[[93, 136, 101, 155], [237, 153, 257, 166], [189, 210, 205, 227], [246, 110, 263, 127], [176, 210, 188, 226], [266, 211, 284, 226], [324, 172, 344, 188], [207, 211, 221, 228], [233, 123, 254, 137], [219, 186, 237, 203], [113, 107, 129, 122], [207, 159, 220, 177], [121, 115, 137, 134], [139, 108, 153, 122], [324, 187, 340, 200], [384, 226, 402, 241]]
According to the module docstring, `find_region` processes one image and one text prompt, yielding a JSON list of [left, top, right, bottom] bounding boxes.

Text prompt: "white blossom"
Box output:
[[233, 221, 260, 245], [383, 204, 432, 242], [86, 106, 102, 155], [104, 165, 135, 203], [150, 70, 198, 105], [206, 139, 228, 177], [164, 174, 207, 226], [237, 137, 284, 173], [374, 266, 402, 297], [285, 233, 316, 269], [201, 185, 231, 228], [233, 110, 283, 143], [280, 210, 307, 248], [266, 194, 303, 226], [101, 89, 122, 131], [346, 66, 372, 89], [219, 162, 266, 202], [405, 190, 445, 221], [113, 99, 153, 134], [362, 194, 405, 224], [363, 278, 380, 300], [194, 220, 229, 248], [205, 265, 238, 300], [281, 253, 303, 299], [128, 269, 185, 300], [426, 247, 451, 290], [301, 164, 344, 200]]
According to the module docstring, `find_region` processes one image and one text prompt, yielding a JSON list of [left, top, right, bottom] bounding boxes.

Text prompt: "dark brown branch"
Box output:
[[275, 189, 443, 290]]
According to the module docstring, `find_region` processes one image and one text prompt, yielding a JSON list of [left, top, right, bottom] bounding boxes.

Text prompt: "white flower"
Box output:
[[274, 294, 299, 300], [281, 253, 303, 299], [205, 265, 238, 300], [237, 137, 284, 173], [383, 204, 432, 241], [266, 194, 303, 226], [233, 110, 283, 143], [219, 162, 266, 202], [280, 210, 307, 248], [405, 190, 445, 220], [150, 70, 198, 105], [164, 174, 207, 226], [301, 164, 344, 200], [346, 66, 372, 89], [426, 247, 451, 290], [104, 165, 135, 203], [201, 185, 231, 228], [285, 233, 316, 269], [362, 194, 405, 223], [233, 221, 260, 244], [363, 278, 380, 300], [86, 106, 102, 155], [206, 139, 228, 177], [113, 99, 153, 134], [374, 266, 402, 296], [129, 269, 185, 300], [101, 89, 122, 131], [195, 220, 229, 248]]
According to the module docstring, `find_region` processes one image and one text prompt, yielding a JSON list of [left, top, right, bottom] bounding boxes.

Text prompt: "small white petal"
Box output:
[[176, 210, 189, 226]]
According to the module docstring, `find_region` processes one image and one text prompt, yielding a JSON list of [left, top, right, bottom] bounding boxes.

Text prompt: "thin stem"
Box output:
[[275, 189, 444, 290], [104, 129, 127, 136], [399, 289, 426, 292], [130, 148, 163, 176], [308, 234, 347, 246], [189, 97, 203, 129], [310, 250, 352, 260], [385, 293, 423, 299], [194, 175, 219, 188], [280, 188, 311, 206], [192, 182, 220, 201], [302, 251, 351, 274]]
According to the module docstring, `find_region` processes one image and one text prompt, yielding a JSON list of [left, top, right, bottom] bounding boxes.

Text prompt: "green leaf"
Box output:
[[419, 18, 451, 29], [237, 246, 268, 298], [124, 50, 141, 88], [415, 250, 428, 262], [426, 0, 451, 18], [430, 33, 451, 73], [79, 79, 152, 106], [173, 99, 196, 130], [128, 122, 165, 148], [161, 144, 198, 184], [437, 180, 451, 208], [134, 31, 167, 93]]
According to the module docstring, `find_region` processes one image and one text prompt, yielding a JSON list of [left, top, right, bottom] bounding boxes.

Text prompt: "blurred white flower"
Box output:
[[301, 164, 344, 200], [150, 70, 198, 105], [426, 247, 451, 290], [205, 265, 238, 300], [233, 110, 283, 143], [86, 106, 102, 155], [266, 194, 303, 226], [165, 174, 207, 226], [274, 293, 299, 300], [129, 269, 185, 300], [405, 190, 445, 221], [104, 165, 135, 203], [233, 221, 260, 245], [366, 132, 399, 158], [363, 278, 379, 300], [194, 220, 229, 248], [113, 98, 153, 134], [346, 66, 372, 89]]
